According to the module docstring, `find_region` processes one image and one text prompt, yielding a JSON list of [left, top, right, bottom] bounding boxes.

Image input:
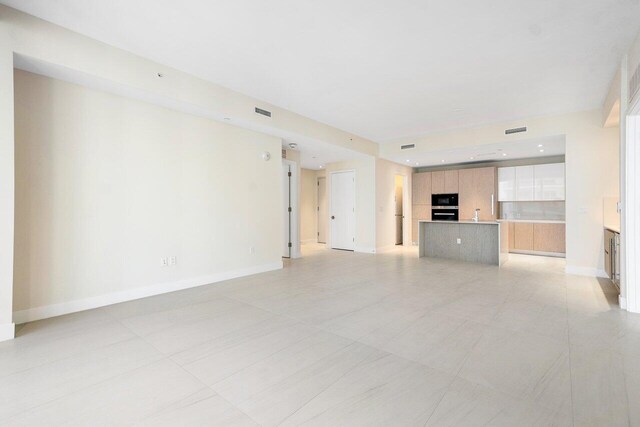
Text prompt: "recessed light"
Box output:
[[538, 144, 543, 147], [415, 162, 419, 166], [157, 72, 164, 78], [406, 160, 410, 163], [470, 157, 474, 160], [502, 153, 507, 157], [441, 160, 445, 163], [539, 149, 544, 153], [319, 165, 324, 168]]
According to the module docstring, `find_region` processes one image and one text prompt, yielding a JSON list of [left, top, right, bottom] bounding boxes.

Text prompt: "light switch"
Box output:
[[457, 238, 461, 244]]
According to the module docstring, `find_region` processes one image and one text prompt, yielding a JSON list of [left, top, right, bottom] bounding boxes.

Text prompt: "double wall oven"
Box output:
[[431, 193, 459, 221]]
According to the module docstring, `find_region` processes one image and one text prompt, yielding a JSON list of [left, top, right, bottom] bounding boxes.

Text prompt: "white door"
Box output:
[[330, 171, 355, 250], [317, 177, 327, 243], [282, 163, 291, 257]]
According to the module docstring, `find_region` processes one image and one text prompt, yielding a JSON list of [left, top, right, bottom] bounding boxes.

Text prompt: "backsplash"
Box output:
[[499, 201, 565, 221]]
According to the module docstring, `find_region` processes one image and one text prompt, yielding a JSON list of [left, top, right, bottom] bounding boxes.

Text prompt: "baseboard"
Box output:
[[300, 239, 317, 244], [565, 265, 608, 278], [619, 295, 627, 310], [375, 245, 400, 254], [0, 323, 15, 342], [510, 249, 565, 258], [354, 245, 376, 254], [13, 261, 283, 324]]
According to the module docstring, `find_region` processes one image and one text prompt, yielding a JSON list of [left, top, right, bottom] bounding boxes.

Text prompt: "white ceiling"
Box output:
[[3, 0, 639, 144], [390, 135, 566, 168], [283, 139, 365, 170]]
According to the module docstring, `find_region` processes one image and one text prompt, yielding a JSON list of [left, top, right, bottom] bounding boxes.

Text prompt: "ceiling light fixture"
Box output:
[[157, 72, 164, 78], [502, 153, 507, 156], [406, 160, 410, 163], [441, 160, 445, 163], [538, 144, 543, 147], [288, 143, 297, 149], [539, 149, 545, 153], [470, 157, 474, 160]]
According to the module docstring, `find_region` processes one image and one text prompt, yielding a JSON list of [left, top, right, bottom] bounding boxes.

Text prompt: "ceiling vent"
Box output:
[[400, 144, 415, 150], [255, 107, 272, 117], [505, 126, 527, 135]]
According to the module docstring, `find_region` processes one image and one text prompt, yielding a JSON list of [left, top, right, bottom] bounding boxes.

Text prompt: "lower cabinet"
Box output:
[[507, 221, 565, 255], [412, 204, 431, 243]]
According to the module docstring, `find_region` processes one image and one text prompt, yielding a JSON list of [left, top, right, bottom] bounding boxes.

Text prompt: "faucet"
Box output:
[[473, 208, 480, 222]]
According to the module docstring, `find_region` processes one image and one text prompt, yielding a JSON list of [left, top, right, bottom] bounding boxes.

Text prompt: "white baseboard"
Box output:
[[0, 323, 15, 342], [354, 245, 376, 254], [300, 239, 317, 244], [375, 245, 400, 254], [565, 265, 608, 278], [620, 295, 627, 310], [13, 261, 283, 325]]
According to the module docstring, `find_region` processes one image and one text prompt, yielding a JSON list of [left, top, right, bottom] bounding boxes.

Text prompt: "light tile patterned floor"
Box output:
[[1, 244, 639, 426]]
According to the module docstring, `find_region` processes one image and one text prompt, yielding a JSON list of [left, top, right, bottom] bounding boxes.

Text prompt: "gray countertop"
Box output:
[[418, 220, 499, 225]]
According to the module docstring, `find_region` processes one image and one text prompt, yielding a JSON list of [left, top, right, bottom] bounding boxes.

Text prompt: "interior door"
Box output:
[[330, 171, 355, 250], [282, 163, 291, 257], [317, 177, 327, 243]]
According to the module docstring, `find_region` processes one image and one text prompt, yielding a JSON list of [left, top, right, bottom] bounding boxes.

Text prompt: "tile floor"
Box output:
[[1, 244, 639, 426]]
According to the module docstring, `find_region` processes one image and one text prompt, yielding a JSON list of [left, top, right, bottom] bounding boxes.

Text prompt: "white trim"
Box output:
[[375, 245, 400, 254], [0, 323, 15, 342], [620, 295, 627, 310], [282, 159, 300, 259], [354, 245, 376, 254], [13, 261, 283, 324], [509, 249, 566, 258], [565, 265, 608, 278], [625, 114, 640, 313]]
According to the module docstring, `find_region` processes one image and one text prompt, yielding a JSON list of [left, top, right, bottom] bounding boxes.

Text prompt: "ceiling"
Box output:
[[3, 0, 639, 144], [389, 135, 566, 168], [283, 140, 364, 170]]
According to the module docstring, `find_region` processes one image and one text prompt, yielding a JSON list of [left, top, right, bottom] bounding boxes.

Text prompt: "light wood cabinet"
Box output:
[[444, 170, 459, 193], [533, 223, 566, 253], [458, 167, 497, 220], [412, 172, 431, 205], [508, 221, 566, 254], [431, 171, 445, 194], [411, 205, 431, 243], [514, 222, 534, 250]]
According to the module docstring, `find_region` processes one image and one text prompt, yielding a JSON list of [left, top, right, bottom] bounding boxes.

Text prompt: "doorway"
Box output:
[[330, 170, 355, 251], [395, 175, 404, 245], [317, 176, 327, 243]]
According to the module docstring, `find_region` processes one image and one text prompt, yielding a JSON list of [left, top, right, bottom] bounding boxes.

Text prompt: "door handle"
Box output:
[[331, 216, 335, 220], [491, 194, 495, 216]]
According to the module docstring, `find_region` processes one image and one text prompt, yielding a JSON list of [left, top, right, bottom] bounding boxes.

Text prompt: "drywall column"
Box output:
[[625, 113, 640, 313], [0, 26, 15, 341]]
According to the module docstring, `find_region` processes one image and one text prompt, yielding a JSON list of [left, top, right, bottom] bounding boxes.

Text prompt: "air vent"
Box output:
[[400, 144, 415, 150], [505, 126, 527, 135], [255, 107, 272, 117]]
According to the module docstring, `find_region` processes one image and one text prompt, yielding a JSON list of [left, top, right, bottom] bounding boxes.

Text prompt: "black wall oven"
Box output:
[[431, 193, 458, 207], [432, 207, 459, 221]]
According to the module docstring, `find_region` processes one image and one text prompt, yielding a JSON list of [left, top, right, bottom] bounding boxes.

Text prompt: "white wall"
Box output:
[[375, 159, 412, 250], [381, 110, 619, 276], [300, 169, 318, 242], [13, 70, 283, 321], [322, 157, 377, 253], [0, 22, 15, 340]]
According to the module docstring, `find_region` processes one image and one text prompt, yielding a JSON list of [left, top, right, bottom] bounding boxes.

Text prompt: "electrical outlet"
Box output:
[[457, 238, 462, 244], [169, 256, 177, 266], [160, 257, 168, 267], [249, 247, 255, 254]]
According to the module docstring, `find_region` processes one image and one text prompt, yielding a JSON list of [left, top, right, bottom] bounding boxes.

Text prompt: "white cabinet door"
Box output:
[[498, 167, 516, 201], [534, 163, 565, 200], [515, 165, 535, 201]]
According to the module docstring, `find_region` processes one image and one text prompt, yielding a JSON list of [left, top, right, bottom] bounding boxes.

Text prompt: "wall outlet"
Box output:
[[456, 238, 462, 244], [169, 256, 177, 266], [249, 247, 255, 254], [160, 257, 168, 267]]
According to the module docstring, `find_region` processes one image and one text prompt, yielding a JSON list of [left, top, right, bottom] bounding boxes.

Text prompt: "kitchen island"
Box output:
[[418, 220, 508, 266]]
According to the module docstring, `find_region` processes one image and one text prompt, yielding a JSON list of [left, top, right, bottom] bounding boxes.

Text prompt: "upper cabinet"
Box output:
[[412, 172, 432, 205], [459, 167, 497, 220], [498, 167, 516, 201], [534, 163, 565, 201], [497, 163, 565, 201], [431, 170, 458, 194]]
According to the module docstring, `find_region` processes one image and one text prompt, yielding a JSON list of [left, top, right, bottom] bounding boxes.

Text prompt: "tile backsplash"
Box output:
[[499, 201, 565, 221]]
